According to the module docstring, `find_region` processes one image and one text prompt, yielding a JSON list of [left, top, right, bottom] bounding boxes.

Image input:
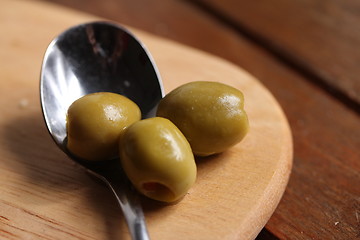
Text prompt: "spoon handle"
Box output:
[[91, 170, 150, 240], [109, 181, 150, 240]]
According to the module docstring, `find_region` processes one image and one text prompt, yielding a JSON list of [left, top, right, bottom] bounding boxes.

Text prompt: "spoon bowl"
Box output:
[[40, 21, 164, 240]]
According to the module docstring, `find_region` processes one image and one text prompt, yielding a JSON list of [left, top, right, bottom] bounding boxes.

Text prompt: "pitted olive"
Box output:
[[156, 81, 249, 156], [66, 92, 141, 161], [119, 117, 196, 203]]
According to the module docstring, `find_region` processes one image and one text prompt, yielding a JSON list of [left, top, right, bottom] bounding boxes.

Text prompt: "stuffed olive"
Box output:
[[119, 117, 196, 203], [66, 92, 141, 161], [157, 81, 249, 156]]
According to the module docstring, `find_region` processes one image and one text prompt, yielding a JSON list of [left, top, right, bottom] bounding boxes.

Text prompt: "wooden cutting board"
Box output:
[[0, 0, 293, 239]]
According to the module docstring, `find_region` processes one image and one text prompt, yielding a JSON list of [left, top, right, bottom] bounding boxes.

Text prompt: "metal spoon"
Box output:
[[40, 21, 164, 240]]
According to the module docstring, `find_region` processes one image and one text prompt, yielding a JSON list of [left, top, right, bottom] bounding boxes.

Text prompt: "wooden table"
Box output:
[[3, 0, 360, 239]]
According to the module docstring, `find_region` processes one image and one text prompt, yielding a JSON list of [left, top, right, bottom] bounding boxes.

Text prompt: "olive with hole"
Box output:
[[66, 92, 141, 161], [156, 81, 249, 156], [119, 117, 196, 203]]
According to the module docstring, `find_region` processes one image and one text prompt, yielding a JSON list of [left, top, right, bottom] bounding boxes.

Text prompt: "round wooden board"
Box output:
[[0, 0, 293, 239]]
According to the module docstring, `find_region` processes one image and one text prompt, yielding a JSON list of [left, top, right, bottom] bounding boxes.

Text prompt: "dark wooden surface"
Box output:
[[193, 0, 360, 107], [38, 0, 360, 239]]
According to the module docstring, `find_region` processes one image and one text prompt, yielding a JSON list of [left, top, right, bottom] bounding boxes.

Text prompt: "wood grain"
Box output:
[[190, 0, 360, 108], [32, 0, 360, 239], [0, 0, 292, 239]]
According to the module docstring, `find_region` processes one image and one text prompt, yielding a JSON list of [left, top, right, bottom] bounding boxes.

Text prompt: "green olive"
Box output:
[[119, 117, 196, 203], [66, 92, 141, 161], [156, 81, 249, 156]]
